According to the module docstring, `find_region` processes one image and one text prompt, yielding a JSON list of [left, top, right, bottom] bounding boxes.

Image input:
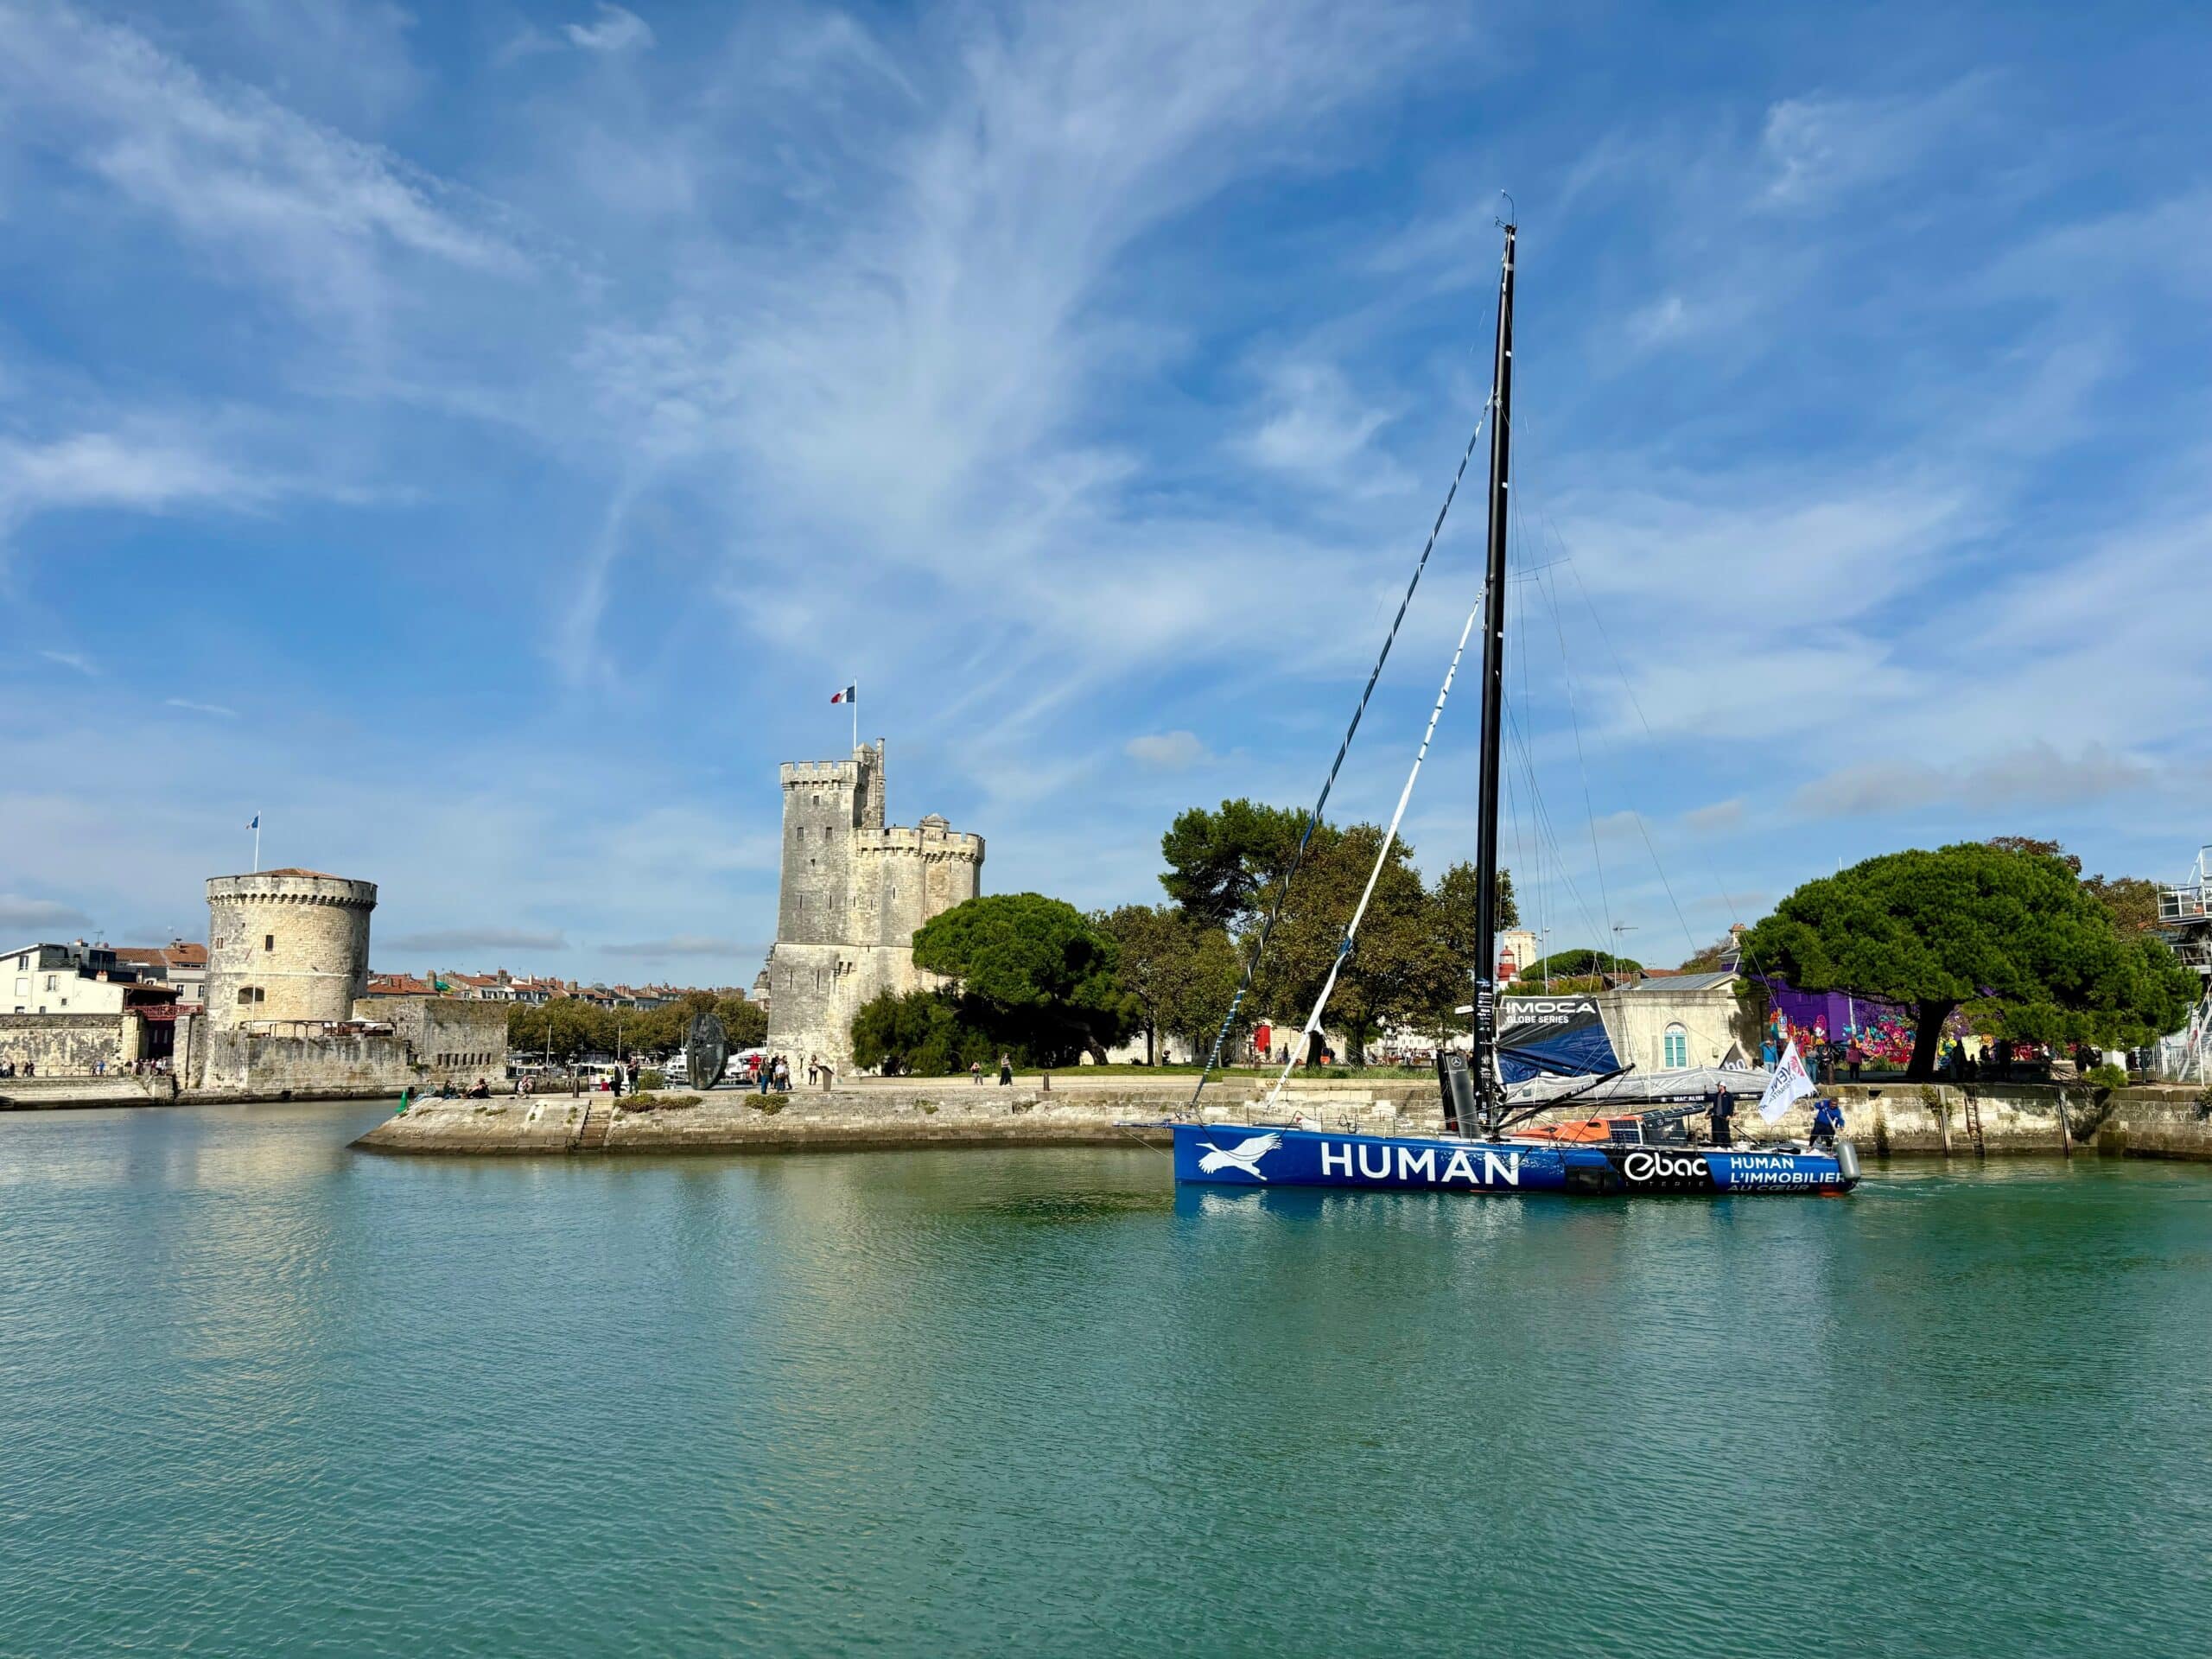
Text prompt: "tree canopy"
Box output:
[[1249, 823, 1476, 1063], [849, 988, 991, 1076], [1516, 947, 1639, 981], [1152, 801, 1522, 1062], [505, 990, 764, 1063], [908, 893, 1138, 1065], [1096, 903, 1240, 1065], [1743, 842, 2197, 1077], [1158, 799, 1309, 931], [1986, 836, 2161, 934]]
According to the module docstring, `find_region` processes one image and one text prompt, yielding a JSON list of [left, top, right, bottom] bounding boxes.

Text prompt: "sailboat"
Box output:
[[1166, 219, 1858, 1197]]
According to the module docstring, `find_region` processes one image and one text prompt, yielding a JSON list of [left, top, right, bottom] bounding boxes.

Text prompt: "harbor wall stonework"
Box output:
[[197, 1027, 415, 1098]]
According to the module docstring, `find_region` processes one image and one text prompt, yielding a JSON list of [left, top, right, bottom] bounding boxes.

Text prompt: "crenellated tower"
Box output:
[[766, 743, 983, 1070]]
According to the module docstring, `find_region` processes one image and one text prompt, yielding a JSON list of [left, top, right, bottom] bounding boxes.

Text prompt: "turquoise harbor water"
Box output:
[[3, 1103, 2210, 1657]]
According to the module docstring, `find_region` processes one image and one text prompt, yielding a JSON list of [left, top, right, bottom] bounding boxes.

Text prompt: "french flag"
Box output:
[[830, 684, 855, 704]]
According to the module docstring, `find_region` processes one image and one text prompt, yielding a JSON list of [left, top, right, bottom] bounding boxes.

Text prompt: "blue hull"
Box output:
[[1170, 1123, 1855, 1196]]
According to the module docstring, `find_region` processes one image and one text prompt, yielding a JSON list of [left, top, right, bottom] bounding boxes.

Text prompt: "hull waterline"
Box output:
[[1170, 1123, 1857, 1196]]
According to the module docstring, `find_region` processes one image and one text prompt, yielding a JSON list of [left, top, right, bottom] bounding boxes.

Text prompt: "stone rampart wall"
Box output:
[[0, 1012, 142, 1076], [353, 996, 509, 1082], [196, 1028, 414, 1097]]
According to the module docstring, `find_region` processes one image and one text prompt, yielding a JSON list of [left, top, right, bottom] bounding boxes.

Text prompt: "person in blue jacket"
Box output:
[[1809, 1097, 1845, 1149]]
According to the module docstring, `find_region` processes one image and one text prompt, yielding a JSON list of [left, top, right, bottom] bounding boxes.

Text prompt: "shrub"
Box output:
[[2084, 1063, 2128, 1094]]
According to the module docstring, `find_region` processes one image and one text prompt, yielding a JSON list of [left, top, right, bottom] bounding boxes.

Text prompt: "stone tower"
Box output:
[[205, 869, 376, 1027], [766, 742, 982, 1069]]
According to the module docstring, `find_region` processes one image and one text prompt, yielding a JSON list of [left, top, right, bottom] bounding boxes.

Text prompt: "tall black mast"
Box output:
[[1470, 219, 1516, 1135]]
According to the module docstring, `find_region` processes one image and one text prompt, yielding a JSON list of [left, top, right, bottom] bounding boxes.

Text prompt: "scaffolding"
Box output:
[[2155, 846, 2211, 1083]]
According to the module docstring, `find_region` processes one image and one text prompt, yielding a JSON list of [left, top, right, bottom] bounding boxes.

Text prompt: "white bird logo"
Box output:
[[1196, 1132, 1283, 1180]]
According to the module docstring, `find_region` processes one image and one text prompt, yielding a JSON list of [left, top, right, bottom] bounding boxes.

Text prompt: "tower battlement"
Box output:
[[856, 826, 986, 859], [781, 760, 859, 787]]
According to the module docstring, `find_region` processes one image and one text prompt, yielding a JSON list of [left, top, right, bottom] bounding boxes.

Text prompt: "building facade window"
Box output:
[[1662, 1025, 1688, 1069], [237, 987, 266, 1007]]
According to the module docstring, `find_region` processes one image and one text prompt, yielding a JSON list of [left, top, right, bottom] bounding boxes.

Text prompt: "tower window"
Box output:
[[237, 987, 266, 1007], [264, 934, 275, 952]]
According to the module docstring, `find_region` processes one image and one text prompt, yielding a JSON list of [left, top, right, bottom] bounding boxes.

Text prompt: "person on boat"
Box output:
[[1707, 1083, 1738, 1147], [1809, 1097, 1845, 1150]]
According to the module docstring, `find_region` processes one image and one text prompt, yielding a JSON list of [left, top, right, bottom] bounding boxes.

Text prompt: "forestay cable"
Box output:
[[1185, 400, 1490, 1113], [1262, 590, 1484, 1112]]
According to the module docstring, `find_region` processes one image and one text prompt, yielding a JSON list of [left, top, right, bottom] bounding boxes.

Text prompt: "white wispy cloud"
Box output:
[[39, 650, 98, 677], [566, 5, 655, 53], [1758, 79, 1988, 210], [1793, 743, 2156, 818], [1125, 730, 1211, 769], [1234, 359, 1406, 491], [164, 699, 239, 719], [0, 429, 266, 532], [0, 1, 527, 321], [557, 0, 1446, 708]]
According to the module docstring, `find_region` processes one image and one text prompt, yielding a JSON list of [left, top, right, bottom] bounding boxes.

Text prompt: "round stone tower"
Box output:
[[204, 869, 377, 1027]]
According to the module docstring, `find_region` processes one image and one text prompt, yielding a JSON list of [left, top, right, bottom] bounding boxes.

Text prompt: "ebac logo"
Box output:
[[1622, 1150, 1711, 1183]]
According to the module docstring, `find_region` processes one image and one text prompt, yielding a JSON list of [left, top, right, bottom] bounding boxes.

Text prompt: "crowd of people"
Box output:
[[0, 1054, 175, 1080]]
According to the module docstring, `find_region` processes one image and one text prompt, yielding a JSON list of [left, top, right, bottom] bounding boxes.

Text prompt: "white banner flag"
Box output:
[[1758, 1038, 1816, 1122]]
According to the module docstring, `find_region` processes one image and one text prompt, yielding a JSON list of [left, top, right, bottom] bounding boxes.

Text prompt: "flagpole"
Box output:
[[253, 814, 261, 874], [851, 681, 858, 752]]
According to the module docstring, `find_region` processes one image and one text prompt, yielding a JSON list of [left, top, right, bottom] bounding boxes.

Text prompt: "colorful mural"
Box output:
[[1753, 978, 1966, 1072]]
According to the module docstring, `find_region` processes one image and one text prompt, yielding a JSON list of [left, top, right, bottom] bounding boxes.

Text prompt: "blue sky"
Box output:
[[2, 0, 2208, 982]]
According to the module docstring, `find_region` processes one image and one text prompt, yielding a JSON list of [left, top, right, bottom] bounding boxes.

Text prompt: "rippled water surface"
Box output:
[[4, 1102, 2210, 1657]]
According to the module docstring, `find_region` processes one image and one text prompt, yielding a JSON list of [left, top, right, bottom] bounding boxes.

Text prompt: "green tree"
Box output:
[[505, 997, 615, 1063], [1160, 924, 1242, 1065], [1518, 947, 1643, 982], [1160, 799, 1309, 930], [1252, 823, 1459, 1064], [2082, 874, 2162, 936], [1098, 903, 1243, 1065], [715, 994, 768, 1049], [1743, 842, 2198, 1078], [1430, 861, 1520, 988], [849, 988, 989, 1076], [1986, 835, 2081, 874], [910, 893, 1139, 1065], [1986, 836, 2162, 935]]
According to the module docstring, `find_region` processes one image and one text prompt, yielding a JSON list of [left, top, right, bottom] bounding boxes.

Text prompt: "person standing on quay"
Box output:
[[998, 1053, 1014, 1086]]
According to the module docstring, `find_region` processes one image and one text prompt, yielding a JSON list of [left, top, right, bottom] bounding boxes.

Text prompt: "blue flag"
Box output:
[[248, 814, 260, 830]]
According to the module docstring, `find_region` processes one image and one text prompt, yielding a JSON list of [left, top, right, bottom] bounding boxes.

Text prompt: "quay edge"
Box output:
[[346, 1077, 2212, 1162]]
